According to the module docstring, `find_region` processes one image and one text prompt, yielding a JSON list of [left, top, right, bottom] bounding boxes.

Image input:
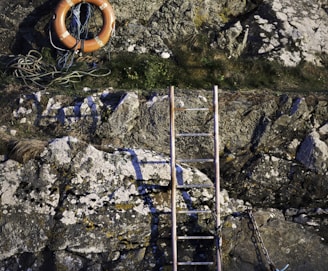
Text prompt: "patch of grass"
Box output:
[[108, 52, 175, 90], [1, 33, 328, 96], [170, 43, 328, 92], [106, 33, 328, 94]]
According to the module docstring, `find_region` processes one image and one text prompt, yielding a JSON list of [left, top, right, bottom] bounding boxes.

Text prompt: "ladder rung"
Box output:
[[176, 133, 212, 137], [177, 235, 214, 240], [177, 158, 214, 163], [178, 261, 214, 266], [175, 107, 211, 111], [177, 184, 213, 189], [177, 210, 212, 214]]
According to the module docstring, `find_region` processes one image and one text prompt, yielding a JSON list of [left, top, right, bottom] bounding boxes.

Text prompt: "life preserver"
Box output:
[[53, 0, 115, 53]]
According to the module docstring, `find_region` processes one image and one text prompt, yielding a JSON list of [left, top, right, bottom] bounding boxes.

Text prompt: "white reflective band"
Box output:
[[99, 3, 108, 10], [95, 36, 105, 47], [65, 0, 74, 7], [60, 31, 70, 40]]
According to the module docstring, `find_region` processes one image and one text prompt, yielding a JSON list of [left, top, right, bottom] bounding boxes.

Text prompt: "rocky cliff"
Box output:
[[1, 0, 328, 66], [0, 0, 328, 270], [1, 87, 328, 270]]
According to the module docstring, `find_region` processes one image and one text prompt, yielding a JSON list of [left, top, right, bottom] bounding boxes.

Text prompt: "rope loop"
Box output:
[[7, 49, 111, 89]]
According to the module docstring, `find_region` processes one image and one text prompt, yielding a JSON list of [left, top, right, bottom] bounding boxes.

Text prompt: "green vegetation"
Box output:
[[0, 35, 327, 95], [108, 53, 175, 90], [107, 48, 328, 94], [219, 7, 233, 24], [105, 32, 328, 93]]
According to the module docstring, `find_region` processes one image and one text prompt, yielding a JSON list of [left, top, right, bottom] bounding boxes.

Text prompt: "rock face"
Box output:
[[0, 0, 328, 65], [241, 0, 328, 66], [11, 88, 328, 207], [0, 136, 242, 270], [0, 0, 328, 269], [1, 88, 328, 270], [8, 89, 328, 210], [1, 136, 328, 271]]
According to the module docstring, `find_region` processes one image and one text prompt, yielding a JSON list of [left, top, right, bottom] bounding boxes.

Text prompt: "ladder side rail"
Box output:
[[214, 85, 222, 271], [169, 86, 178, 271]]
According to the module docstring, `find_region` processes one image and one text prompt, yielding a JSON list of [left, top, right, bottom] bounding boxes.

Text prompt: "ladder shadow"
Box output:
[[34, 99, 99, 135], [126, 149, 213, 270], [17, 91, 125, 137], [126, 149, 169, 270], [175, 164, 214, 270], [175, 165, 197, 220]]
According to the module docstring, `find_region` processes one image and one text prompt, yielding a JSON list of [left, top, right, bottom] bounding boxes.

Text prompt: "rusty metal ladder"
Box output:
[[169, 85, 222, 271]]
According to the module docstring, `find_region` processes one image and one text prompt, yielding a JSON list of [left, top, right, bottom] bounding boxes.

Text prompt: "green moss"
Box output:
[[219, 7, 233, 24], [193, 9, 209, 28], [105, 231, 115, 238], [108, 52, 175, 90], [115, 203, 135, 210], [83, 217, 96, 230], [1, 38, 328, 96]]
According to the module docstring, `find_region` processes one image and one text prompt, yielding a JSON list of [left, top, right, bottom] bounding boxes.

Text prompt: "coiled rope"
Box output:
[[6, 50, 111, 89], [7, 3, 114, 89]]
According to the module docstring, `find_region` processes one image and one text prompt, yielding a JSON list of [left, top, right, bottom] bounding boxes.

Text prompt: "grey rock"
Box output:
[[2, 88, 328, 270], [0, 0, 327, 65], [1, 136, 328, 270], [223, 209, 328, 271], [9, 89, 328, 210]]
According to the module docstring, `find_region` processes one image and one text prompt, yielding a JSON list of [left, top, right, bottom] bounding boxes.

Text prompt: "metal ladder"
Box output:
[[169, 85, 222, 271]]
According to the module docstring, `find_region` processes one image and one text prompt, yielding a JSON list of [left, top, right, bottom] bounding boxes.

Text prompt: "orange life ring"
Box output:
[[53, 0, 115, 53]]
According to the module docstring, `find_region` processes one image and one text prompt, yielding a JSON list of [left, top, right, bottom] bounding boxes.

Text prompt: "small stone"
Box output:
[[10, 130, 17, 136], [127, 44, 135, 52], [160, 52, 170, 59], [20, 118, 27, 124]]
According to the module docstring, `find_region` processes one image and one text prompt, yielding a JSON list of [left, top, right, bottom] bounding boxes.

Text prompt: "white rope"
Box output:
[[7, 50, 111, 89]]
